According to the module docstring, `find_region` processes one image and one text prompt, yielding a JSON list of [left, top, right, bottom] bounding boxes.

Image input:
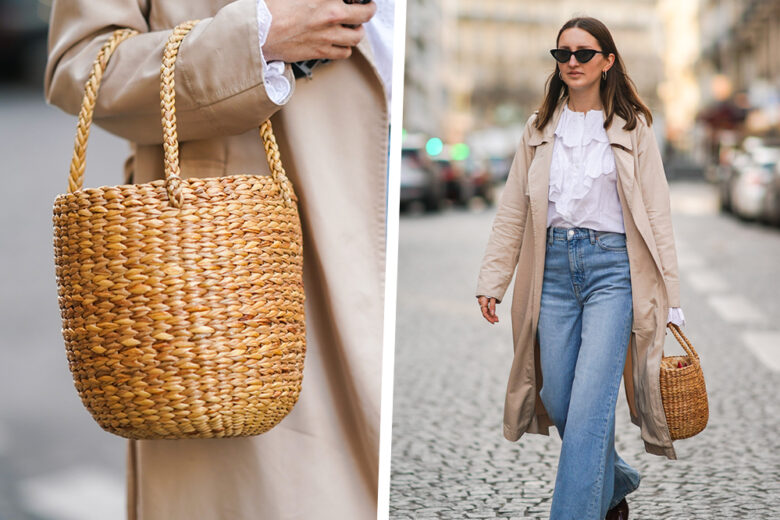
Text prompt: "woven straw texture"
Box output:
[[52, 23, 305, 440], [660, 323, 708, 440]]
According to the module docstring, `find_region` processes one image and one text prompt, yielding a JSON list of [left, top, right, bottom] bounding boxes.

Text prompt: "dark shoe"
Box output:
[[605, 498, 629, 520]]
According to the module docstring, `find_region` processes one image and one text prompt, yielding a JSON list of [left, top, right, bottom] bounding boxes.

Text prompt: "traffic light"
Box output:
[[451, 143, 470, 161], [426, 137, 444, 156]]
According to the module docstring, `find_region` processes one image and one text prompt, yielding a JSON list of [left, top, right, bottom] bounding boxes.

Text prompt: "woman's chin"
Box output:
[[565, 79, 598, 92]]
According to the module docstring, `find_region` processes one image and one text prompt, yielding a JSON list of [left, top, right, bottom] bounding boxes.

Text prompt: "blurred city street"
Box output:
[[0, 89, 129, 520], [390, 183, 780, 519]]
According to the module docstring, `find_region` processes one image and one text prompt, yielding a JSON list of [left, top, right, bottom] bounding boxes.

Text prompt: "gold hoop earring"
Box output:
[[559, 70, 563, 80], [602, 70, 607, 80]]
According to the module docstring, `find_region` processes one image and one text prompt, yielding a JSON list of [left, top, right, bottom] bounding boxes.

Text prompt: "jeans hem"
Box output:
[[608, 477, 641, 511]]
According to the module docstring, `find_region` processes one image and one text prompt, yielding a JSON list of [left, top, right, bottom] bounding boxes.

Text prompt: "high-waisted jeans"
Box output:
[[538, 227, 641, 520]]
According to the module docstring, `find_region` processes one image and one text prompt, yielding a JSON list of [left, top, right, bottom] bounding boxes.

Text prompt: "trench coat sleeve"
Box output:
[[636, 120, 681, 307], [476, 116, 535, 303], [44, 0, 294, 145]]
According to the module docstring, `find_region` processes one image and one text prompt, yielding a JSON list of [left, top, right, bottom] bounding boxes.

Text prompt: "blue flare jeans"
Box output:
[[538, 227, 641, 520]]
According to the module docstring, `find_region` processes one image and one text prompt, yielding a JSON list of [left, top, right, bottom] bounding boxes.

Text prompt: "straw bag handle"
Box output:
[[67, 28, 140, 194], [667, 323, 699, 361], [161, 20, 296, 208], [67, 24, 296, 210]]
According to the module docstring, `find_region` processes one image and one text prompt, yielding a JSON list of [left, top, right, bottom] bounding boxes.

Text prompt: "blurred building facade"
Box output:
[[403, 0, 666, 144], [403, 0, 447, 137], [657, 0, 701, 146], [697, 0, 780, 137]]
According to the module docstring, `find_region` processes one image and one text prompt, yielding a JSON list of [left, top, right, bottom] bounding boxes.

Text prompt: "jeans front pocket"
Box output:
[[595, 232, 627, 252]]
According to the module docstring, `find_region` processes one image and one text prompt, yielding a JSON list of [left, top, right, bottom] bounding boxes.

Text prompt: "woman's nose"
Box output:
[[568, 55, 578, 67]]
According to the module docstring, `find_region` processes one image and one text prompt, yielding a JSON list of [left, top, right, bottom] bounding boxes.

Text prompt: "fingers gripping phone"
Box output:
[[291, 0, 372, 79]]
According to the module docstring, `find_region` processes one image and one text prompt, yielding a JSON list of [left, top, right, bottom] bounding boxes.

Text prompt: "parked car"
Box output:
[[400, 148, 444, 212], [760, 162, 780, 226], [463, 157, 495, 206], [716, 149, 748, 213], [432, 156, 475, 206], [400, 137, 500, 211], [730, 145, 780, 220]]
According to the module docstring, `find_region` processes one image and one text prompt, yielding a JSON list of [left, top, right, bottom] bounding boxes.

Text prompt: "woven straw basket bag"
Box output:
[[660, 323, 708, 440], [52, 22, 305, 440]]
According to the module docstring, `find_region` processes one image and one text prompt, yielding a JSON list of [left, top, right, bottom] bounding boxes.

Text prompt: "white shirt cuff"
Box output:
[[667, 307, 686, 327], [256, 0, 292, 106]]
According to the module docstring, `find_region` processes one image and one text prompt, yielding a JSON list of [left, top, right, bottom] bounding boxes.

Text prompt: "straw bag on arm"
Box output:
[[660, 323, 708, 440], [52, 22, 306, 440]]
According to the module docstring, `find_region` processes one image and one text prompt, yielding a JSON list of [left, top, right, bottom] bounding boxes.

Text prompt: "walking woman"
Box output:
[[475, 17, 685, 520]]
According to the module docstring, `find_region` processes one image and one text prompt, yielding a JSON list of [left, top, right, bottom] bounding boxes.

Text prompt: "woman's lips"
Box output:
[[567, 71, 583, 77]]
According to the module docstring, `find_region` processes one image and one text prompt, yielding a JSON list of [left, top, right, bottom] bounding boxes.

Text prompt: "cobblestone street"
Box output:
[[390, 182, 780, 519]]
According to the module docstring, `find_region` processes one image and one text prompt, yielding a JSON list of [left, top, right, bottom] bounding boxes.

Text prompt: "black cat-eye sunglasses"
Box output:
[[550, 48, 609, 63]]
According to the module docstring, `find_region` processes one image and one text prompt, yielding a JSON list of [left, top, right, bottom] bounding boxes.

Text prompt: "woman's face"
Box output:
[[556, 27, 614, 93]]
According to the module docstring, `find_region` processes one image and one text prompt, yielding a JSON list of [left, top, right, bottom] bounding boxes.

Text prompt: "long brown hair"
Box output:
[[535, 17, 652, 132]]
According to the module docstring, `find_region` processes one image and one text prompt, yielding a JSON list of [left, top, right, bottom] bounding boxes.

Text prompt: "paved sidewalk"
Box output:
[[390, 183, 780, 519]]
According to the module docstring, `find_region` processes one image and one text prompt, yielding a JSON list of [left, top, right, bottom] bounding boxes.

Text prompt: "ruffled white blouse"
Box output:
[[547, 104, 625, 233], [547, 104, 686, 326]]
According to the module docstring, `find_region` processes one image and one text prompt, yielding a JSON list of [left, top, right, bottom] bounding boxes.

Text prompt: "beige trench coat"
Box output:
[[46, 1, 388, 518], [476, 100, 680, 460]]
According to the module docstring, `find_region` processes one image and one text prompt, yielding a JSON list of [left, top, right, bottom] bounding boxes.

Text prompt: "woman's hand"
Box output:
[[477, 296, 499, 324], [263, 0, 376, 62]]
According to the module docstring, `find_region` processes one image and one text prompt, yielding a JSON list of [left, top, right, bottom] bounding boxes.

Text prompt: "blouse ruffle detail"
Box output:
[[548, 105, 617, 224], [256, 0, 292, 106]]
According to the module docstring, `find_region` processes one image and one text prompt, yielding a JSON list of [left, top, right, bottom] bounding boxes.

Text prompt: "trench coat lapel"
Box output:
[[356, 38, 376, 68], [606, 115, 666, 279], [527, 101, 564, 333], [355, 38, 387, 100], [605, 113, 635, 203]]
